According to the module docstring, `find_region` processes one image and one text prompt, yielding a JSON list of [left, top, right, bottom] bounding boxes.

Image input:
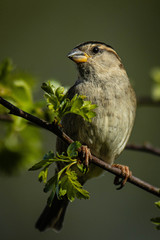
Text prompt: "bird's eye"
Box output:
[[92, 46, 99, 54]]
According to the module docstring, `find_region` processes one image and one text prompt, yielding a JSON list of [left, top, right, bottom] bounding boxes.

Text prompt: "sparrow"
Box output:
[[36, 41, 136, 232]]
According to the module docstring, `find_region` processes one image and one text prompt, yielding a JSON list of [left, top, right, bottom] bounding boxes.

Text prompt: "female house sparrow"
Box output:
[[36, 41, 136, 231]]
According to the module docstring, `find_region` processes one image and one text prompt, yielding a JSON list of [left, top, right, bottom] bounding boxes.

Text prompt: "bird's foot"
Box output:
[[79, 145, 92, 172], [112, 164, 132, 190]]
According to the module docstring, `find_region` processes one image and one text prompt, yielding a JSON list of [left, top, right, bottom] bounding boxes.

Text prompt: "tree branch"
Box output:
[[1, 100, 160, 157], [126, 143, 160, 157], [0, 96, 160, 197]]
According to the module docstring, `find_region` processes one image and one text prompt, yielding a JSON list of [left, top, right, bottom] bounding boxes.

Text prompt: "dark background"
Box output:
[[0, 0, 160, 239]]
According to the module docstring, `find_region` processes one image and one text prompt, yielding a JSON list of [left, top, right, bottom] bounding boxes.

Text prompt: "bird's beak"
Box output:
[[67, 48, 89, 63]]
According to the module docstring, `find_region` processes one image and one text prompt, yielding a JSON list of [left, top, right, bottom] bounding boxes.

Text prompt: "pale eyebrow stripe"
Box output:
[[100, 45, 122, 62]]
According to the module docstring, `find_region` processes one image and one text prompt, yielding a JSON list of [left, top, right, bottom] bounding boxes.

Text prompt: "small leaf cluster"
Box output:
[[0, 59, 95, 202], [29, 142, 90, 204], [151, 201, 160, 230], [0, 59, 44, 174], [42, 81, 97, 123]]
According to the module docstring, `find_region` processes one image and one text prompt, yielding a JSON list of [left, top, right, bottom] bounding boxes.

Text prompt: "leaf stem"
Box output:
[[0, 96, 160, 197]]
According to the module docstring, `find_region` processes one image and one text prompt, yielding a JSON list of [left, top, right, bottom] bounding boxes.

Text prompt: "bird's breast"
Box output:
[[68, 80, 136, 164]]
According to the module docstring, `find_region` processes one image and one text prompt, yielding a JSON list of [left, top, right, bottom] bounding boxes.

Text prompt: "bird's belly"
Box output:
[[78, 106, 132, 165], [61, 81, 135, 179]]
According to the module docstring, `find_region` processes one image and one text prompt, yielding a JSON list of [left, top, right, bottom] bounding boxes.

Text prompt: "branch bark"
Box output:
[[126, 143, 160, 157], [0, 96, 160, 197], [1, 101, 160, 157]]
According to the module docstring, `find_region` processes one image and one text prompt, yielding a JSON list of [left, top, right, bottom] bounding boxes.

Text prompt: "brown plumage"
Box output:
[[36, 41, 136, 232]]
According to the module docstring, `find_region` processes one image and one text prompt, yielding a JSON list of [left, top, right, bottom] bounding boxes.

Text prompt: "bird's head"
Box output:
[[68, 41, 124, 81]]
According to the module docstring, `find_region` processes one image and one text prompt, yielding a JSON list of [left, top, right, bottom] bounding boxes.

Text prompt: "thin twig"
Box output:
[[126, 143, 160, 157], [0, 96, 160, 197], [0, 97, 73, 145], [0, 113, 43, 127], [1, 106, 160, 157]]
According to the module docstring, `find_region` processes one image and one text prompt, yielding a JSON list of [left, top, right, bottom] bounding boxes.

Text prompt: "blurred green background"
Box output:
[[0, 0, 160, 239]]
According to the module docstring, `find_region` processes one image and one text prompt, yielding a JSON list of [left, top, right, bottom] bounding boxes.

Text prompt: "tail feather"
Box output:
[[36, 195, 69, 232]]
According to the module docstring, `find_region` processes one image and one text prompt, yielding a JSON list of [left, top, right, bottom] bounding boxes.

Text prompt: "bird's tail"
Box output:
[[35, 195, 69, 232]]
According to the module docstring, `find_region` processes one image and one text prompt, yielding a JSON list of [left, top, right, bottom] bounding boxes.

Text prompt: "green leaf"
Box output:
[[41, 82, 97, 124], [58, 188, 67, 198], [41, 82, 54, 94], [151, 217, 160, 224], [43, 151, 54, 160], [77, 162, 89, 174], [155, 201, 160, 209], [46, 93, 59, 110], [38, 167, 48, 183], [70, 93, 78, 103], [29, 159, 48, 170], [44, 174, 58, 192], [82, 101, 97, 110], [12, 79, 33, 104], [70, 97, 83, 110], [59, 98, 71, 115], [29, 150, 75, 172], [55, 152, 71, 161], [151, 201, 160, 230], [59, 169, 89, 202], [29, 151, 55, 170], [67, 141, 81, 158], [77, 162, 84, 173], [55, 86, 65, 99], [57, 164, 70, 180], [29, 159, 52, 170], [60, 174, 76, 202], [86, 111, 96, 119], [30, 141, 90, 205]]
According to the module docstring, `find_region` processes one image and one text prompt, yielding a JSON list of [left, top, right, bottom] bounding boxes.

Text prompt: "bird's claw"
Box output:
[[80, 145, 92, 172], [112, 164, 132, 190]]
